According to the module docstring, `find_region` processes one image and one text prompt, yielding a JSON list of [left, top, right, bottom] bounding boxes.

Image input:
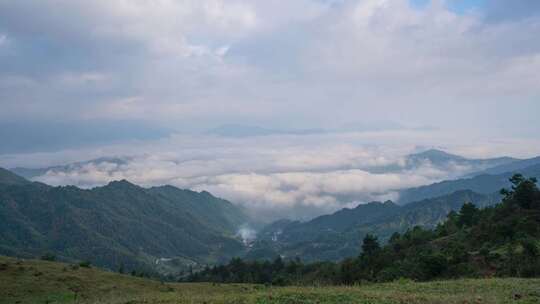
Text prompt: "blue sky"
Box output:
[[411, 0, 485, 13]]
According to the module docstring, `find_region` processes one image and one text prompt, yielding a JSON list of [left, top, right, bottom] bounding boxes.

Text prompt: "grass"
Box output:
[[1, 255, 539, 304]]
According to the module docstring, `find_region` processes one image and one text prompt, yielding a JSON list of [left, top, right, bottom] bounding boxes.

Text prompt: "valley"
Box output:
[[3, 2, 540, 302], [1, 150, 540, 278]]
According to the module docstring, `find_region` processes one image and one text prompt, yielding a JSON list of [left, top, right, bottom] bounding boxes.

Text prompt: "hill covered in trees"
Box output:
[[0, 168, 250, 276], [188, 174, 540, 284], [247, 189, 499, 262]]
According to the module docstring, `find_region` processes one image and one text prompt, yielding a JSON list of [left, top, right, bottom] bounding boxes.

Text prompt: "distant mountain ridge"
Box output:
[[247, 189, 497, 262], [361, 149, 519, 176], [402, 149, 518, 174], [10, 149, 523, 188], [0, 168, 250, 275], [0, 168, 31, 186], [398, 163, 540, 204], [470, 156, 540, 176], [11, 157, 130, 180]]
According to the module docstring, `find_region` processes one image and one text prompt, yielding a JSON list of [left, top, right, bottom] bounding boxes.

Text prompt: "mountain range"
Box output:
[[246, 155, 540, 262], [246, 190, 499, 262], [1, 149, 540, 274], [11, 157, 131, 180], [403, 149, 517, 173], [0, 169, 249, 275], [398, 163, 540, 204], [10, 149, 527, 187]]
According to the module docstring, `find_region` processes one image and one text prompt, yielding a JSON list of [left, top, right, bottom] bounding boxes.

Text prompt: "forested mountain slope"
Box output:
[[248, 190, 498, 262], [191, 174, 540, 284], [0, 168, 249, 275]]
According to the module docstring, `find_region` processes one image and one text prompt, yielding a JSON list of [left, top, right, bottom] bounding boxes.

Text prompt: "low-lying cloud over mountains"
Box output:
[[4, 130, 540, 221]]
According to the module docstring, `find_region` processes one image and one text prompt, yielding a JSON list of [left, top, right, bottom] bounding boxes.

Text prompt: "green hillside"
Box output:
[[192, 174, 540, 285], [1, 255, 539, 304], [249, 190, 498, 262], [0, 168, 249, 276]]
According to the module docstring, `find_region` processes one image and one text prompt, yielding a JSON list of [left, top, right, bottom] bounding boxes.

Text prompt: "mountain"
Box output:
[[246, 161, 540, 262], [10, 149, 520, 190], [11, 157, 130, 180], [256, 201, 401, 241], [369, 190, 496, 237], [0, 168, 31, 186], [247, 190, 497, 262], [398, 163, 540, 204], [364, 149, 518, 175], [146, 185, 248, 234], [194, 174, 540, 284], [470, 156, 540, 176], [407, 149, 467, 163], [0, 168, 249, 275], [404, 149, 517, 173]]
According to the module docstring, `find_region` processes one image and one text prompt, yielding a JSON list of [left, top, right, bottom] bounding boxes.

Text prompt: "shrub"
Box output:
[[79, 261, 91, 268]]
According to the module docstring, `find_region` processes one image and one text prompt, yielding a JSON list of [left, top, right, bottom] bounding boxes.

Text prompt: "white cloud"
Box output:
[[4, 129, 540, 221]]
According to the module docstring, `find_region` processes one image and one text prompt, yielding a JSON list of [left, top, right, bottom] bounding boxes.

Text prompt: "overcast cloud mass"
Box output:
[[1, 0, 539, 220]]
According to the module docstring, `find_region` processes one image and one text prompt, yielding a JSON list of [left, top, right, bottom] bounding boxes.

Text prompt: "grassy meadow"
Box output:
[[1, 255, 539, 304]]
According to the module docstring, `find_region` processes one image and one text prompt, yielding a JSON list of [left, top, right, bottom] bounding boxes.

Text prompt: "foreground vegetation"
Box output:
[[189, 175, 540, 285], [1, 255, 540, 304]]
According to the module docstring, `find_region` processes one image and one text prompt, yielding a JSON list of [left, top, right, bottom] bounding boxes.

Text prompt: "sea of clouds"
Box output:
[[3, 129, 539, 221]]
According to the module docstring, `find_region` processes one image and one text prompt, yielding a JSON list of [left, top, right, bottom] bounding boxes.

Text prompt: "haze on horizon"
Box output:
[[1, 0, 539, 220]]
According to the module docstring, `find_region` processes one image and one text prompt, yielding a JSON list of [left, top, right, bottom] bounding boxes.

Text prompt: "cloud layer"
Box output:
[[4, 130, 540, 221]]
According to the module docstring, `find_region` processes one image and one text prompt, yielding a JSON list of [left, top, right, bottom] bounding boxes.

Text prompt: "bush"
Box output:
[[79, 261, 91, 268]]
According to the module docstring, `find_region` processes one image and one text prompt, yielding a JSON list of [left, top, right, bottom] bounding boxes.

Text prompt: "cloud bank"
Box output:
[[4, 130, 540, 221]]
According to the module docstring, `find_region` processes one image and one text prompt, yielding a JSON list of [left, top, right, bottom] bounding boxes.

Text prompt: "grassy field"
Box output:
[[1, 256, 539, 304]]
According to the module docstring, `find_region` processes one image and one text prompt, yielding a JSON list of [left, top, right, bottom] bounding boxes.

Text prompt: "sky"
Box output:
[[1, 0, 539, 220]]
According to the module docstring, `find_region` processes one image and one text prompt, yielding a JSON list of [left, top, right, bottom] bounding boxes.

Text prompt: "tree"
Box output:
[[457, 202, 479, 227], [389, 232, 401, 244], [272, 256, 284, 273], [361, 234, 380, 257], [501, 174, 539, 210]]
